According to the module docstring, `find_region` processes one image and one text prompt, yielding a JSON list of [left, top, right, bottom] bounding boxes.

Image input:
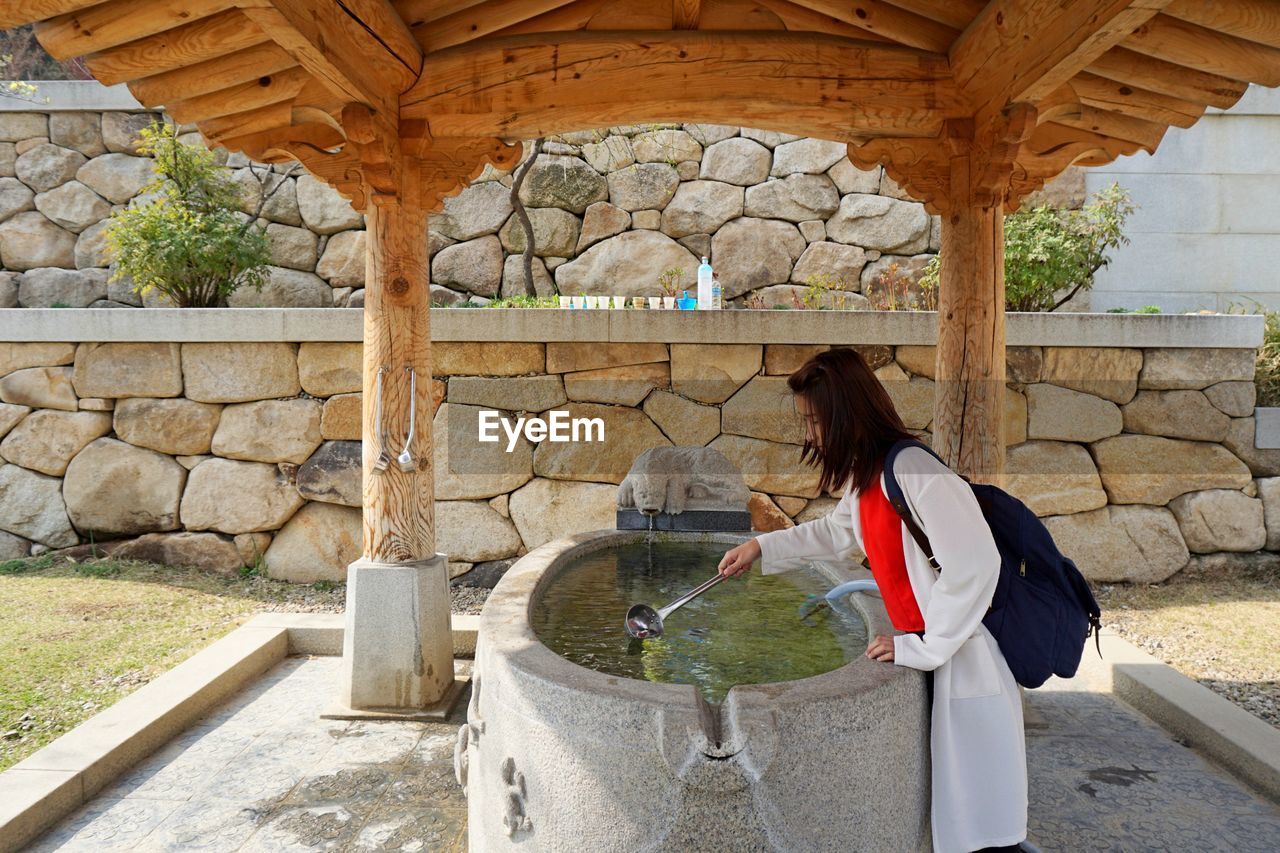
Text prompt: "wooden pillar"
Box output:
[[934, 147, 1007, 484], [362, 172, 436, 561]]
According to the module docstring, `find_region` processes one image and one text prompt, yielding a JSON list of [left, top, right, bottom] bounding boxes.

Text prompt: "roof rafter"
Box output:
[[950, 0, 1174, 115], [781, 0, 956, 51], [85, 9, 270, 86], [673, 0, 701, 30], [411, 0, 584, 52], [402, 30, 966, 141]]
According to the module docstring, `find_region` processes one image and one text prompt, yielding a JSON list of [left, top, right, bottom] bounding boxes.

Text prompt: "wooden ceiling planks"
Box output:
[[5, 0, 1274, 212]]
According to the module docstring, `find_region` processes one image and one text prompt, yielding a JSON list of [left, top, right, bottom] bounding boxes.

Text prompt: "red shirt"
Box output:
[[857, 463, 926, 632]]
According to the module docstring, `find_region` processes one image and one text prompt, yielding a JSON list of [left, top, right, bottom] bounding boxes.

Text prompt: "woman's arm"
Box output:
[[892, 455, 1002, 671], [719, 488, 862, 576]]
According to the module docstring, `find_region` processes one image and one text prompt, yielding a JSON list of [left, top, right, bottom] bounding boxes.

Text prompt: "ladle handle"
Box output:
[[657, 572, 729, 620]]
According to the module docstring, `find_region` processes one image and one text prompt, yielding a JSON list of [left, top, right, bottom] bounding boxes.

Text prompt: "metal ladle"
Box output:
[[624, 572, 729, 639]]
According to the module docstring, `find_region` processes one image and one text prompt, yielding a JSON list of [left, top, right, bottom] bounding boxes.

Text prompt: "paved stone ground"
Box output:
[[30, 656, 1280, 851]]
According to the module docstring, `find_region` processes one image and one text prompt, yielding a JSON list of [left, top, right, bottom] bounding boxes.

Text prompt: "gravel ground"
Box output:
[[1094, 559, 1279, 729]]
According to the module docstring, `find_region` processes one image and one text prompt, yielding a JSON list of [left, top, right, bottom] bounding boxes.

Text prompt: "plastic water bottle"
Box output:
[[697, 256, 713, 310], [711, 271, 722, 310]]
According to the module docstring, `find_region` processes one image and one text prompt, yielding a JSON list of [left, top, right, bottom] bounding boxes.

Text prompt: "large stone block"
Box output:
[[826, 194, 930, 254], [827, 159, 880, 194], [0, 463, 77, 547], [875, 368, 934, 430], [434, 342, 544, 376], [114, 397, 222, 455], [518, 154, 608, 214], [1041, 347, 1143, 404], [315, 229, 364, 287], [50, 113, 105, 158], [180, 458, 305, 534], [436, 500, 522, 562], [0, 366, 77, 411], [1092, 434, 1252, 505], [434, 402, 534, 500], [0, 211, 76, 270], [34, 180, 108, 233], [709, 434, 820, 498], [296, 174, 363, 234], [298, 342, 361, 396], [1138, 348, 1255, 390], [790, 241, 867, 287], [211, 398, 323, 464], [76, 152, 155, 204], [1224, 416, 1280, 477], [764, 345, 829, 376], [265, 501, 362, 582], [112, 532, 243, 574], [1004, 441, 1107, 517], [498, 207, 580, 257], [632, 129, 702, 164], [17, 267, 108, 308], [1005, 387, 1028, 446], [507, 477, 618, 549], [533, 403, 670, 484], [721, 375, 804, 444], [0, 409, 111, 476], [671, 343, 762, 404], [321, 392, 361, 440], [1203, 381, 1256, 417], [0, 113, 48, 142], [297, 440, 361, 507], [564, 362, 669, 406], [182, 342, 300, 403], [700, 138, 772, 186], [582, 135, 634, 173], [555, 231, 698, 297], [749, 492, 794, 532], [709, 218, 805, 299], [0, 401, 29, 441], [101, 112, 154, 155], [770, 138, 847, 176], [607, 162, 680, 211], [15, 143, 86, 192], [1044, 505, 1189, 583], [643, 390, 720, 447], [432, 235, 503, 297], [63, 438, 186, 535], [0, 176, 32, 223], [433, 180, 513, 241], [576, 201, 631, 252], [1256, 477, 1280, 550], [1025, 383, 1122, 442], [660, 181, 744, 238], [72, 342, 182, 398], [1121, 390, 1230, 441], [0, 344, 76, 379], [264, 223, 319, 271], [227, 265, 330, 308], [1168, 489, 1266, 554], [448, 375, 566, 413], [743, 174, 839, 223]]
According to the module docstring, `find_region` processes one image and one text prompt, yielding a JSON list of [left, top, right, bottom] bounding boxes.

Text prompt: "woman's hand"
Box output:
[[865, 635, 895, 663], [718, 539, 761, 578]]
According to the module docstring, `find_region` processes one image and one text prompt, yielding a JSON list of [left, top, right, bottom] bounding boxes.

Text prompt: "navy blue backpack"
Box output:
[[883, 438, 1102, 689]]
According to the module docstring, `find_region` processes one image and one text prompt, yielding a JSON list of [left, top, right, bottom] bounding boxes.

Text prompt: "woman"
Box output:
[[718, 348, 1028, 853]]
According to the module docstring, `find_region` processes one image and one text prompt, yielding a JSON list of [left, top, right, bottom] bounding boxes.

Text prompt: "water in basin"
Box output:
[[532, 540, 868, 703]]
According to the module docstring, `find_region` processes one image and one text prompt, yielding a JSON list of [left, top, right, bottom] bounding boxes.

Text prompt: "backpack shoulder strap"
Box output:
[[882, 439, 943, 571]]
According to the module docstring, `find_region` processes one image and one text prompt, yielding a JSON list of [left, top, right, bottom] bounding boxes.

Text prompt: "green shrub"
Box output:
[[1257, 311, 1280, 407], [920, 183, 1135, 312], [105, 121, 270, 307]]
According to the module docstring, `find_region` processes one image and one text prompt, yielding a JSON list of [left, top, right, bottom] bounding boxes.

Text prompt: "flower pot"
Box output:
[[649, 297, 662, 310], [613, 295, 627, 309], [572, 296, 587, 309], [633, 296, 647, 309], [663, 296, 676, 310], [558, 296, 572, 309], [585, 295, 600, 309]]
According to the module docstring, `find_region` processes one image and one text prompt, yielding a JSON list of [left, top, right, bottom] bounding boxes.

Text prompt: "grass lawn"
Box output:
[[0, 555, 344, 772], [1095, 562, 1280, 728]]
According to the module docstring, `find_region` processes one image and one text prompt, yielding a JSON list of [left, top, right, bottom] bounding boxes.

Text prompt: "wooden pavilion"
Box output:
[[5, 0, 1278, 711]]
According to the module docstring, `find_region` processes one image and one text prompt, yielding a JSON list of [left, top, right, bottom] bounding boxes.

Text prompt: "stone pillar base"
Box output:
[[326, 554, 461, 720]]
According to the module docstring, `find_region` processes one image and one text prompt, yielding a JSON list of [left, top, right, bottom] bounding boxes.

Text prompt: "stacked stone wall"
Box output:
[[0, 332, 1269, 585], [0, 110, 1083, 309]]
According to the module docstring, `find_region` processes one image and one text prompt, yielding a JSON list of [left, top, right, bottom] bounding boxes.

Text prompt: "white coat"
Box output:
[[756, 446, 1028, 853]]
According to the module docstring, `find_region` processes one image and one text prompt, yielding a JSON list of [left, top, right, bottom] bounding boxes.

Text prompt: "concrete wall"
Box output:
[[1086, 85, 1280, 314], [0, 308, 1270, 587]]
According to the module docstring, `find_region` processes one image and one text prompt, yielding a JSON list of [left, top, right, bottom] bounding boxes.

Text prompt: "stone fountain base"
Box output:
[[615, 507, 751, 531]]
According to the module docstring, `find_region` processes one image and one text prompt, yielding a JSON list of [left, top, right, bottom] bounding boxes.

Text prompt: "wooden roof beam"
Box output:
[[402, 30, 965, 141], [879, 0, 983, 31], [673, 0, 701, 30], [0, 0, 104, 30], [781, 0, 957, 52], [164, 65, 312, 123], [85, 9, 270, 86], [35, 0, 256, 59], [1165, 0, 1280, 50], [1088, 46, 1248, 109], [241, 0, 423, 118], [124, 40, 297, 104], [950, 0, 1174, 115], [411, 0, 584, 52], [1068, 71, 1205, 128], [1123, 13, 1280, 86]]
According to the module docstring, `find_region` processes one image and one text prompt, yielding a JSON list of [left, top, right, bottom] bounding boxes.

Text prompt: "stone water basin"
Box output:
[[456, 530, 930, 852]]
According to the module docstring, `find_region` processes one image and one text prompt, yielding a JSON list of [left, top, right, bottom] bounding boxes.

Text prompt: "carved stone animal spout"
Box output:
[[617, 447, 750, 515]]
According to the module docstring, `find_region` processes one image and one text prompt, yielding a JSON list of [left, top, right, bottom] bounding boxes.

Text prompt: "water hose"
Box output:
[[799, 578, 879, 621]]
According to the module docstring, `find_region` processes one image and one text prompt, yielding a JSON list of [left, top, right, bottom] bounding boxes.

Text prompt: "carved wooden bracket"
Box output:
[[402, 121, 524, 213]]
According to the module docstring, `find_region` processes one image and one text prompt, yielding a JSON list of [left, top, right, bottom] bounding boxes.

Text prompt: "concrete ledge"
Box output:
[[1091, 632, 1280, 802], [0, 613, 480, 853], [0, 308, 1263, 348], [0, 81, 147, 112]]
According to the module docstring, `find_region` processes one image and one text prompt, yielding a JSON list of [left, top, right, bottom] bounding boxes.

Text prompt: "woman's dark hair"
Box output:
[[788, 347, 916, 496]]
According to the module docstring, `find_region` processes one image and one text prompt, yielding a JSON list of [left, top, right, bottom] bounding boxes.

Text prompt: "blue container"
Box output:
[[677, 291, 697, 310]]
